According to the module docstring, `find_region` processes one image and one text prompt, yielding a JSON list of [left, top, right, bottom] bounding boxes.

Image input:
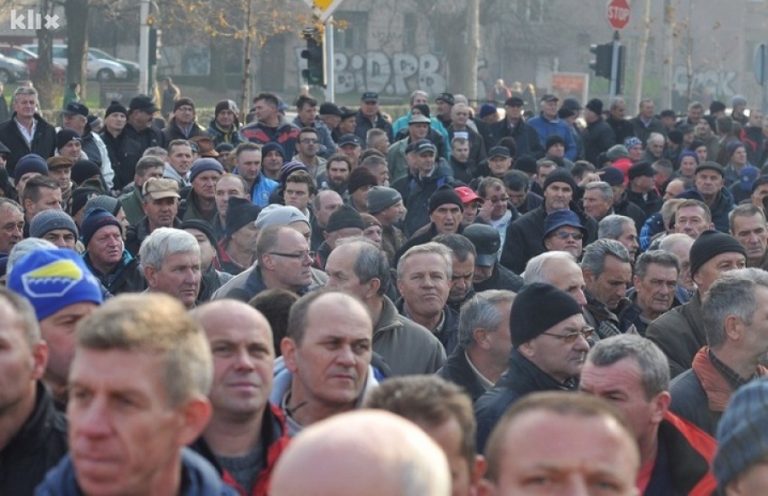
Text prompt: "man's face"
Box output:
[[369, 135, 390, 156], [452, 142, 470, 163], [687, 106, 703, 123], [488, 156, 512, 177], [49, 166, 72, 190], [505, 104, 523, 121], [143, 197, 178, 229], [40, 302, 96, 388], [409, 123, 429, 140], [631, 175, 653, 193], [694, 170, 723, 196], [192, 171, 221, 201], [284, 182, 311, 211], [168, 145, 194, 175], [145, 251, 202, 308], [298, 103, 317, 125], [105, 112, 127, 134], [647, 139, 664, 158], [430, 203, 462, 234], [415, 151, 436, 176], [26, 187, 63, 220], [547, 143, 565, 159], [315, 192, 343, 228], [63, 113, 87, 134], [694, 120, 711, 138], [339, 144, 361, 164], [582, 189, 612, 220], [664, 179, 685, 200], [205, 308, 274, 419], [422, 417, 477, 496], [749, 110, 764, 128], [580, 357, 666, 451], [214, 176, 246, 217], [729, 461, 768, 495], [524, 313, 590, 382], [484, 186, 509, 220], [377, 200, 406, 226], [361, 99, 379, 118], [297, 132, 319, 158], [436, 100, 451, 117], [0, 205, 23, 253], [678, 156, 698, 178], [640, 101, 655, 119], [611, 101, 627, 119], [634, 263, 678, 316], [264, 229, 314, 290], [253, 99, 276, 123], [628, 144, 644, 161], [42, 228, 77, 249], [545, 259, 588, 307], [129, 109, 153, 128], [60, 140, 82, 160], [173, 104, 195, 125], [617, 223, 639, 259], [0, 300, 45, 414], [327, 160, 350, 188], [731, 146, 748, 166], [236, 150, 262, 184], [544, 226, 583, 259], [451, 106, 469, 127], [397, 253, 450, 318], [753, 184, 768, 209], [543, 182, 572, 211], [13, 93, 37, 118], [325, 244, 371, 297], [136, 166, 164, 188], [732, 213, 768, 262], [89, 225, 124, 269], [541, 99, 558, 118], [584, 256, 632, 311], [216, 109, 235, 128], [507, 188, 526, 209], [185, 228, 215, 269], [449, 254, 475, 304], [339, 116, 357, 134], [284, 296, 372, 407], [262, 150, 284, 178], [68, 348, 199, 496], [674, 206, 711, 239], [484, 410, 639, 496], [693, 252, 746, 294]]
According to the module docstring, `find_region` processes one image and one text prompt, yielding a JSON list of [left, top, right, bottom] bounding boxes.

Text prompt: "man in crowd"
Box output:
[[162, 97, 206, 142], [182, 158, 224, 224], [647, 230, 746, 377], [190, 300, 290, 495], [674, 199, 714, 240], [164, 139, 195, 186], [240, 92, 300, 158], [434, 233, 477, 312], [22, 175, 62, 230], [582, 181, 614, 222], [38, 293, 233, 495], [479, 392, 640, 496], [439, 290, 515, 402], [0, 86, 56, 175], [271, 290, 376, 435], [670, 269, 768, 436], [580, 335, 717, 495], [475, 283, 590, 451], [627, 250, 680, 336], [112, 95, 165, 191], [325, 238, 445, 375], [626, 161, 662, 219], [524, 251, 588, 307], [233, 142, 278, 208], [527, 94, 577, 160], [207, 99, 244, 148], [462, 223, 524, 293], [354, 92, 393, 147], [368, 185, 406, 264], [692, 162, 734, 232], [293, 127, 326, 179], [29, 208, 77, 249], [139, 227, 202, 309], [581, 239, 635, 338], [0, 287, 67, 494], [730, 203, 768, 269], [488, 96, 543, 158], [293, 95, 335, 157], [125, 177, 181, 255], [118, 155, 165, 225], [0, 198, 24, 255], [598, 214, 640, 260], [310, 189, 343, 250]]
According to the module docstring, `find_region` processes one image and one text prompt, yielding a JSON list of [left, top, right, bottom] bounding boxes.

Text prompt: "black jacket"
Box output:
[[583, 118, 616, 165], [625, 188, 662, 219], [0, 382, 68, 495], [392, 163, 455, 237], [473, 263, 524, 293], [112, 123, 164, 191], [646, 292, 706, 378], [0, 112, 56, 176], [488, 118, 544, 158], [438, 345, 488, 402], [474, 348, 577, 452], [606, 115, 635, 145], [84, 250, 146, 296]]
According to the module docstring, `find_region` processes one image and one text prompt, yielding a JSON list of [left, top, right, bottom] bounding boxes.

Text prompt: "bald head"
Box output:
[[271, 410, 451, 496]]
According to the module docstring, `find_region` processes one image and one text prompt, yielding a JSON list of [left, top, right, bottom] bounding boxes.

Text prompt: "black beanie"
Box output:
[[689, 230, 746, 277], [545, 135, 566, 150], [543, 169, 577, 192], [510, 283, 583, 347], [71, 159, 102, 186], [225, 197, 261, 237], [514, 154, 537, 175], [429, 186, 464, 214], [181, 219, 218, 247], [70, 187, 101, 216], [326, 205, 365, 233], [347, 167, 378, 194], [105, 100, 128, 117]]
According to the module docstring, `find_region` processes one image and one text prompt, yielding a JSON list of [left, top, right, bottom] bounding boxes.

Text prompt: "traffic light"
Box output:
[[614, 44, 626, 95], [149, 28, 160, 66], [301, 30, 325, 87], [589, 43, 613, 79]]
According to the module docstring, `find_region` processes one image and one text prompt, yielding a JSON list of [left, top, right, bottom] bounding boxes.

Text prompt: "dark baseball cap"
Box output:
[[361, 92, 379, 102], [462, 223, 501, 267], [406, 139, 437, 155], [129, 95, 158, 113], [488, 146, 511, 159], [319, 102, 342, 117], [540, 94, 559, 103], [62, 101, 89, 117], [338, 134, 361, 147], [435, 92, 455, 105], [504, 96, 525, 107]]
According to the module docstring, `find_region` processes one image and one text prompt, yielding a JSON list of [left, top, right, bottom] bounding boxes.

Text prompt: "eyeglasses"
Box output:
[[541, 327, 594, 343], [553, 231, 584, 241], [269, 250, 315, 261]]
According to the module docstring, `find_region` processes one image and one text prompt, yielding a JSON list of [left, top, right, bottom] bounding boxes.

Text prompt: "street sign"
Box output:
[[303, 0, 344, 22], [606, 0, 630, 30], [754, 43, 767, 86]]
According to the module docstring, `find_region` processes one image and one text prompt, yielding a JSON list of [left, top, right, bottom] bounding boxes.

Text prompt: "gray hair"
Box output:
[[524, 251, 576, 285], [702, 268, 768, 348], [337, 237, 390, 296], [0, 286, 41, 345], [13, 86, 37, 101], [397, 242, 452, 280], [7, 238, 57, 275], [658, 232, 693, 253], [598, 214, 634, 240], [458, 290, 516, 348], [634, 250, 680, 279], [410, 90, 428, 105], [584, 181, 613, 203], [433, 233, 476, 263], [586, 334, 670, 400], [647, 132, 665, 146], [139, 227, 200, 271], [729, 203, 766, 233], [581, 239, 630, 278]]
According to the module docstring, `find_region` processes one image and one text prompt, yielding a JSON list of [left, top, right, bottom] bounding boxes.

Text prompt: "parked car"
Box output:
[[0, 54, 30, 84], [88, 48, 140, 80], [0, 45, 66, 83], [22, 44, 128, 81]]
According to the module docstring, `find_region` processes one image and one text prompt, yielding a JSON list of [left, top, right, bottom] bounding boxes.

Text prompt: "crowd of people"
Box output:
[[2, 80, 768, 495]]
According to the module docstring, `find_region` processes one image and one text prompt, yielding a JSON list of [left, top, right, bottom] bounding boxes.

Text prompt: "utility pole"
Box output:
[[661, 0, 675, 109], [139, 0, 150, 95], [325, 17, 334, 102]]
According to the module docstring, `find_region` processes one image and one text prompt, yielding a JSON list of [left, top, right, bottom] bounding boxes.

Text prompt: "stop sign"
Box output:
[[606, 0, 630, 30]]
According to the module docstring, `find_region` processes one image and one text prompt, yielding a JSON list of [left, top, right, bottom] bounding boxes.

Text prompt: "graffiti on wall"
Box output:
[[296, 50, 447, 96], [672, 65, 738, 100]]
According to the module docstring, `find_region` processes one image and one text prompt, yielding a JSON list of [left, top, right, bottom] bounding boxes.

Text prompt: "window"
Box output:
[[335, 11, 368, 52]]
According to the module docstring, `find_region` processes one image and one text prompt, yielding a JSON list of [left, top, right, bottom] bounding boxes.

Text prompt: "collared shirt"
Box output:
[[708, 348, 755, 390], [15, 117, 36, 147], [464, 350, 494, 390]]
